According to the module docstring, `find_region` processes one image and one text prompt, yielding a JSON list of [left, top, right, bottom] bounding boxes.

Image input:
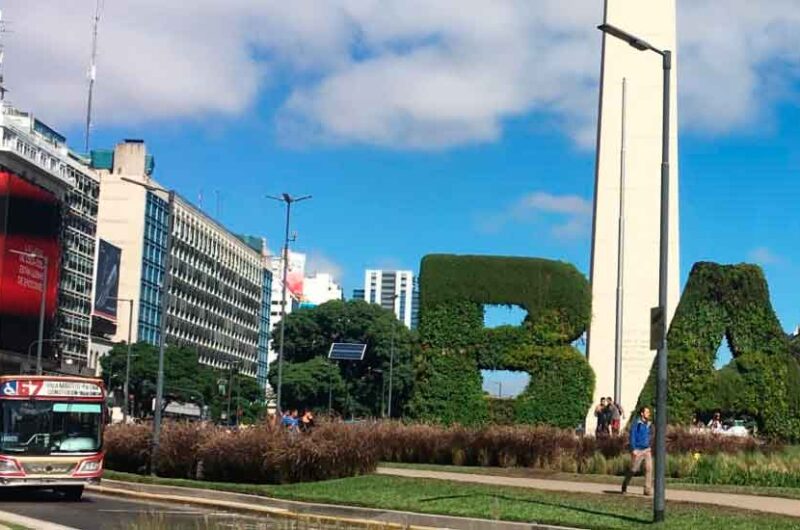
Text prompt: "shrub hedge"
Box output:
[[637, 263, 800, 440], [510, 346, 595, 429], [412, 255, 593, 426], [103, 421, 378, 484], [419, 255, 590, 340]]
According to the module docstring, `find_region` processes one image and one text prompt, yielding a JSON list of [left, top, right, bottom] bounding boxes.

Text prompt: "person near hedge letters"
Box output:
[[622, 406, 653, 496], [607, 396, 624, 436], [594, 398, 612, 437]]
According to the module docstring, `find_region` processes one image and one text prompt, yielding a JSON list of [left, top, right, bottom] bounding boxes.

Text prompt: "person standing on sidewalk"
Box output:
[[622, 406, 652, 496], [607, 396, 624, 436]]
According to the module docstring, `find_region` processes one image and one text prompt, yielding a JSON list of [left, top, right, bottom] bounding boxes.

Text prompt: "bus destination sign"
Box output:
[[1, 379, 103, 398]]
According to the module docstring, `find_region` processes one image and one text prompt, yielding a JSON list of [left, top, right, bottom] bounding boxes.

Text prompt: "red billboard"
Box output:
[[0, 171, 61, 354]]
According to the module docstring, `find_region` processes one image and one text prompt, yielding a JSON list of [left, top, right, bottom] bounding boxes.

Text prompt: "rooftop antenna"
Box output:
[[0, 9, 8, 101], [84, 0, 104, 153]]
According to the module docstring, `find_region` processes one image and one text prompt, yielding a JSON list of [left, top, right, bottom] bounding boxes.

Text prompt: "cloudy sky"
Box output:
[[4, 1, 800, 392]]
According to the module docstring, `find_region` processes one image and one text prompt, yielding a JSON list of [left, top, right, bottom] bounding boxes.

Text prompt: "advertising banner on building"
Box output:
[[0, 171, 61, 354], [286, 251, 306, 300], [93, 239, 121, 320]]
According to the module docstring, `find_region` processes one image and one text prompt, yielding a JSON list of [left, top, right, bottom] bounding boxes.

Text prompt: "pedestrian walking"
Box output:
[[622, 406, 653, 496]]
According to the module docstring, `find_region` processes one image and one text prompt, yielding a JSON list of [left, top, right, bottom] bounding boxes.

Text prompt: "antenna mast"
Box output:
[[84, 0, 103, 153], [0, 9, 7, 101]]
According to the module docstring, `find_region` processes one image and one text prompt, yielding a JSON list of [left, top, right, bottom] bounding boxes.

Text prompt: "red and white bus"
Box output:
[[0, 375, 106, 501]]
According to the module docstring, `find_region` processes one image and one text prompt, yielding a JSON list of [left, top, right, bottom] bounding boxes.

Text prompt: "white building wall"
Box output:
[[304, 273, 343, 306], [587, 0, 681, 426]]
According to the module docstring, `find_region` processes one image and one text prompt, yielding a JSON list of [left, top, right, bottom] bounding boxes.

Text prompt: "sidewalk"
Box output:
[[90, 479, 579, 530], [376, 467, 800, 518]]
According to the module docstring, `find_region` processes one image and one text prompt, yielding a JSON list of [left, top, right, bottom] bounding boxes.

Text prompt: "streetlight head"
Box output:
[[598, 23, 651, 52], [120, 176, 165, 193]]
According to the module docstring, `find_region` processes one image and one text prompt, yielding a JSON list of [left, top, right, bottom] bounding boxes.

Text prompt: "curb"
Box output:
[[90, 480, 582, 530]]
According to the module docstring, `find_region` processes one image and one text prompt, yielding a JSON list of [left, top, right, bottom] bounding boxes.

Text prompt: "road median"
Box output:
[[91, 479, 576, 530]]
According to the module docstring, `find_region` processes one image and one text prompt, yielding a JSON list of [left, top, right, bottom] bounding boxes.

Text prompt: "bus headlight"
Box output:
[[77, 460, 102, 474], [0, 458, 22, 475]]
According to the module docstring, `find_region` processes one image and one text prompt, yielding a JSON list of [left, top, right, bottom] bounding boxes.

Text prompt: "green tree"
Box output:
[[270, 300, 415, 418], [100, 342, 265, 423]]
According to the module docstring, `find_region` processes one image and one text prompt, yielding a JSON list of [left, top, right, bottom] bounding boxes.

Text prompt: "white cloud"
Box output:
[[305, 250, 344, 281], [3, 1, 800, 148], [478, 191, 592, 240], [747, 247, 784, 266]]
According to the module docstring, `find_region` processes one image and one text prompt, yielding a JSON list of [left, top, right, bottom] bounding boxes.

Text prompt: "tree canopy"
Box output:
[[268, 300, 415, 417], [99, 342, 265, 423]]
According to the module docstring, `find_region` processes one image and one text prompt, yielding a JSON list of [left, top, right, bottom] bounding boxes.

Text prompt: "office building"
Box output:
[[587, 0, 680, 425], [0, 104, 99, 373], [93, 141, 271, 384], [362, 270, 416, 328], [303, 272, 343, 307], [352, 288, 365, 301]]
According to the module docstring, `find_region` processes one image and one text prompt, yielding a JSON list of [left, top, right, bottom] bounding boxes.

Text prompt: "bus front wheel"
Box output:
[[58, 486, 83, 502]]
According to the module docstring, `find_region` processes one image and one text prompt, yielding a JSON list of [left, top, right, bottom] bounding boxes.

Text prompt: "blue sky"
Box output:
[[6, 1, 800, 395]]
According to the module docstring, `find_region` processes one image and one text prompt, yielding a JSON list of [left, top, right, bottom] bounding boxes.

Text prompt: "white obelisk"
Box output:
[[587, 0, 680, 429]]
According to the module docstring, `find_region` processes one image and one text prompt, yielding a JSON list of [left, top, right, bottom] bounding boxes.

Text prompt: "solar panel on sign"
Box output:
[[328, 343, 367, 361]]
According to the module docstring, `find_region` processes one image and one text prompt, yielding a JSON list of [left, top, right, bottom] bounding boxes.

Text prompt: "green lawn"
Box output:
[[103, 471, 800, 530], [380, 461, 800, 501]]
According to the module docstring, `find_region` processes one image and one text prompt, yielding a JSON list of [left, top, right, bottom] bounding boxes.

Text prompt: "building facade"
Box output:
[[362, 270, 416, 328], [94, 140, 272, 384], [0, 104, 99, 372], [587, 0, 680, 426], [303, 272, 343, 307]]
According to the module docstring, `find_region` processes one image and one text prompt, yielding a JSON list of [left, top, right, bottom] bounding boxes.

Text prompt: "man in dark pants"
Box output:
[[622, 406, 652, 496]]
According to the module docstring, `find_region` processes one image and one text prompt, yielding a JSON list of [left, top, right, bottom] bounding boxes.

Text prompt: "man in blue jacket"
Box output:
[[622, 406, 652, 496]]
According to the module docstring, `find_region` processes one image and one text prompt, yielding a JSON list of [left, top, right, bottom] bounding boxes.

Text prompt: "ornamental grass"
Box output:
[[103, 421, 378, 484]]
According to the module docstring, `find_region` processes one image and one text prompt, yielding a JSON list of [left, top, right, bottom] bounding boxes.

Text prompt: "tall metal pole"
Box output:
[[328, 360, 334, 415], [151, 190, 175, 476], [226, 362, 234, 425], [653, 50, 672, 524], [276, 200, 291, 416], [35, 255, 48, 375], [124, 299, 133, 423], [614, 78, 627, 405], [387, 322, 395, 418], [84, 0, 101, 153]]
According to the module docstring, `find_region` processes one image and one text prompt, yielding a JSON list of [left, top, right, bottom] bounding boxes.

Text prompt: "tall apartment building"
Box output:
[[93, 141, 271, 385], [362, 270, 417, 328], [0, 104, 99, 372]]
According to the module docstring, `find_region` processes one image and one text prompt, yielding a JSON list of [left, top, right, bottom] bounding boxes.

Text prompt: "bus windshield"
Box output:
[[0, 401, 103, 455]]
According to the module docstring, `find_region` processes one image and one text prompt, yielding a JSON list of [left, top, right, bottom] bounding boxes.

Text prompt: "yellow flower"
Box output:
[[693, 452, 701, 461]]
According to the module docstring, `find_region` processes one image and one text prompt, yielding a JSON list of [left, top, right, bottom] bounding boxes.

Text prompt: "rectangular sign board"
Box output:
[[93, 239, 122, 320], [1, 379, 103, 398], [328, 343, 367, 361]]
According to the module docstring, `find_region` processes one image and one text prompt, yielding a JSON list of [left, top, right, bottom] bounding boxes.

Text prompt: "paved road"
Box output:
[[0, 489, 275, 529]]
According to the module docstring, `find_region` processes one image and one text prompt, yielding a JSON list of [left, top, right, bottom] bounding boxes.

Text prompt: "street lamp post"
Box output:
[[10, 249, 48, 375], [267, 193, 311, 415], [120, 177, 175, 476], [387, 294, 399, 418], [598, 23, 672, 523], [109, 297, 135, 423], [25, 339, 60, 374]]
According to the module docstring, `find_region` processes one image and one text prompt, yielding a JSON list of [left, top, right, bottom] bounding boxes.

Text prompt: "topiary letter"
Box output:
[[409, 254, 594, 427]]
